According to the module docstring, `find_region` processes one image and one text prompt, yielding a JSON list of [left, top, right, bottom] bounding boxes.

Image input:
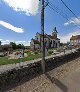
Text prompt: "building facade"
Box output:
[[0, 43, 13, 56], [30, 27, 60, 50], [70, 35, 80, 47]]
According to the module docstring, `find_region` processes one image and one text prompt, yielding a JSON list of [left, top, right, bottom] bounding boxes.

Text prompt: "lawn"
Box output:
[[0, 49, 57, 66], [0, 52, 42, 66]]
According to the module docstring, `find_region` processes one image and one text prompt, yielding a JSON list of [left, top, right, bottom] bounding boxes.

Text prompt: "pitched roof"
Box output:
[[47, 35, 60, 40], [37, 32, 59, 39], [37, 32, 49, 38], [0, 44, 12, 48], [70, 35, 80, 40], [39, 34, 48, 38], [32, 39, 40, 44]]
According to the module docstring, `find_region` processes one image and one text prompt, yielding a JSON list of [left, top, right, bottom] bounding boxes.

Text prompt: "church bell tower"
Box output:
[[52, 27, 58, 39]]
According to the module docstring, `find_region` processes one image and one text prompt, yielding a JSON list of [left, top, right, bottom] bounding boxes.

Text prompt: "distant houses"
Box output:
[[0, 42, 13, 56], [30, 27, 60, 50], [70, 35, 80, 47]]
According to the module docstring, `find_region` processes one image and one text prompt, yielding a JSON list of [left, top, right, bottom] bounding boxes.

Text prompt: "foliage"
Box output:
[[10, 42, 25, 50], [48, 50, 53, 54], [60, 43, 64, 46], [34, 51, 38, 54], [10, 42, 16, 50]]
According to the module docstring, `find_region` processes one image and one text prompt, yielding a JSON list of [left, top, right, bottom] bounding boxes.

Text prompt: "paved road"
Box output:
[[7, 57, 80, 92], [55, 68, 80, 92]]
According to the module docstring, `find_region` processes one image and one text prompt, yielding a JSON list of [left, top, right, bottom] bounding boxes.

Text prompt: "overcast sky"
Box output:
[[0, 0, 80, 45]]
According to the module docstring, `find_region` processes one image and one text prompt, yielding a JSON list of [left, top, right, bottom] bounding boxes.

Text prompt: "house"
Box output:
[[0, 44, 13, 56], [70, 35, 80, 47], [30, 27, 60, 50]]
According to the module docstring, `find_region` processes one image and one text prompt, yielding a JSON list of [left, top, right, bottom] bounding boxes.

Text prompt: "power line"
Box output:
[[59, 0, 80, 29], [48, 5, 69, 21], [45, 0, 80, 29], [60, 0, 79, 19], [44, 0, 69, 21]]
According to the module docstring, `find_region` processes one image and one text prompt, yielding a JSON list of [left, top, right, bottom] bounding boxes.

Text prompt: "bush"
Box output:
[[48, 51, 53, 54], [34, 51, 38, 54]]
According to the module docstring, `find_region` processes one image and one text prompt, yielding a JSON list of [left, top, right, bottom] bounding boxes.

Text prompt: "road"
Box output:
[[55, 68, 80, 92], [7, 57, 80, 92]]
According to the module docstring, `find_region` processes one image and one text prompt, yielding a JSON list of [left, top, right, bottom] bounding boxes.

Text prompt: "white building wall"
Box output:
[[34, 44, 40, 49], [70, 39, 80, 45], [30, 40, 34, 50], [31, 33, 60, 50], [35, 33, 41, 42], [51, 39, 56, 48], [56, 40, 60, 48], [50, 39, 60, 48], [44, 38, 49, 47], [50, 40, 54, 47]]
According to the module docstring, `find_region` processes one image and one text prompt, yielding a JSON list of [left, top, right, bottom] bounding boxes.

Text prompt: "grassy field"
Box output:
[[0, 52, 42, 66], [0, 48, 57, 66]]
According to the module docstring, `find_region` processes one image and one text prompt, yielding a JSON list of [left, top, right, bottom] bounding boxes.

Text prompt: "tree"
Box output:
[[60, 43, 64, 46], [17, 44, 25, 49], [10, 42, 17, 50], [10, 42, 25, 50]]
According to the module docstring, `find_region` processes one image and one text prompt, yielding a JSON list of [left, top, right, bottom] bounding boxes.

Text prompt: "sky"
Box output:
[[0, 0, 80, 46]]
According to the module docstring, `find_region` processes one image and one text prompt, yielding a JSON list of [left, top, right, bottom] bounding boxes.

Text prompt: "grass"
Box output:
[[0, 49, 57, 66], [0, 52, 42, 66]]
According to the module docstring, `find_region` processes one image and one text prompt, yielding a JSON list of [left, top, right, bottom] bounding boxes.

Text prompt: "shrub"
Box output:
[[48, 51, 53, 54], [34, 51, 38, 54]]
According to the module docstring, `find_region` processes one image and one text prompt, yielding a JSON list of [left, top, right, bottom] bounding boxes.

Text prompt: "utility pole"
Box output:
[[41, 0, 45, 73]]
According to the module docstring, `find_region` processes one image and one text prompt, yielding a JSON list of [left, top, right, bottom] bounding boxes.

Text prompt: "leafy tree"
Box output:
[[10, 42, 25, 50], [60, 43, 64, 46], [10, 42, 16, 50]]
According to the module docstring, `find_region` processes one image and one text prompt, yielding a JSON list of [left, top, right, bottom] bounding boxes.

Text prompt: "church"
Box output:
[[30, 27, 60, 50]]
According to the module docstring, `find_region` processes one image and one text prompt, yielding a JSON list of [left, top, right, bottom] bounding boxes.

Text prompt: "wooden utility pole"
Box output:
[[41, 0, 45, 73]]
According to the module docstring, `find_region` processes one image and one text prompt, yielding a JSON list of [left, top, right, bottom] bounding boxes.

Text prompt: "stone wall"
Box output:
[[0, 48, 80, 91]]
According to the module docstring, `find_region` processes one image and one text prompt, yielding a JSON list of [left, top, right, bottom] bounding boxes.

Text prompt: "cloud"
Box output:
[[0, 39, 3, 41], [1, 40, 10, 44], [1, 40, 30, 46], [0, 20, 24, 33], [64, 17, 80, 26], [3, 0, 39, 16], [16, 41, 30, 46], [16, 41, 26, 44], [59, 30, 80, 43]]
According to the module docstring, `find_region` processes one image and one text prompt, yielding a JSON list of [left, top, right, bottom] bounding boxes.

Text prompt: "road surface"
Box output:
[[7, 57, 80, 92]]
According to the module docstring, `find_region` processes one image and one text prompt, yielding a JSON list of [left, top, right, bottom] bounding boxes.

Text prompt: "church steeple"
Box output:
[[53, 27, 58, 33], [52, 27, 58, 38]]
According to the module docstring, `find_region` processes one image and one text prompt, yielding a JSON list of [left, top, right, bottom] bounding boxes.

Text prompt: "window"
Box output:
[[53, 40, 55, 44], [50, 40, 52, 44]]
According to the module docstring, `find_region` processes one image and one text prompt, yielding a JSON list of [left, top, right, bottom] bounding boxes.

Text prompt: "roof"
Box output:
[[47, 35, 60, 40], [32, 39, 40, 44], [39, 34, 48, 38], [37, 32, 49, 38], [70, 35, 80, 40], [33, 32, 60, 40], [0, 44, 12, 48]]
